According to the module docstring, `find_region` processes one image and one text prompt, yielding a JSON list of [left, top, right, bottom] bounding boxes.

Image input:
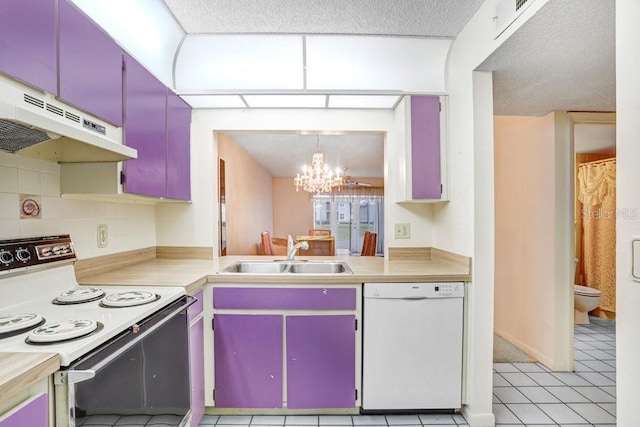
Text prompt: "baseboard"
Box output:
[[493, 326, 553, 369], [460, 407, 495, 427]]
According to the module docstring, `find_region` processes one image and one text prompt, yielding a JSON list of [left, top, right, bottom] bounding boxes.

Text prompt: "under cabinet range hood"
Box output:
[[0, 75, 136, 162]]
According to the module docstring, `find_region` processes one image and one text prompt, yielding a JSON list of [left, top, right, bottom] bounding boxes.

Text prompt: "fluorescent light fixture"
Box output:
[[176, 35, 304, 91], [328, 95, 400, 109], [306, 36, 451, 93], [243, 95, 326, 108], [180, 95, 246, 109]]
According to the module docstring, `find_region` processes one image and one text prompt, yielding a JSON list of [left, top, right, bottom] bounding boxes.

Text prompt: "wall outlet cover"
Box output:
[[97, 224, 108, 248], [395, 223, 410, 239]]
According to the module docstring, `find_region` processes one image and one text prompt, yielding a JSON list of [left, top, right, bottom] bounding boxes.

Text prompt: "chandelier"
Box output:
[[294, 137, 344, 194]]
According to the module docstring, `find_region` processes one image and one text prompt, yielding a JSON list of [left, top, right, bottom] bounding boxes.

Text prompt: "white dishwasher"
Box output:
[[362, 282, 464, 411]]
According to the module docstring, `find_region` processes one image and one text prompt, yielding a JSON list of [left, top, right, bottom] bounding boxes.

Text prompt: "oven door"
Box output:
[[54, 296, 195, 427]]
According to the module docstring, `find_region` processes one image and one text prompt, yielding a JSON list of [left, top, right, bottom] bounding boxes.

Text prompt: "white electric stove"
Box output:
[[0, 235, 186, 367]]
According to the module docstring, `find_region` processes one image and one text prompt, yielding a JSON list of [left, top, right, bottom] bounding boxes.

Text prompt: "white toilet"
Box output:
[[574, 284, 602, 324]]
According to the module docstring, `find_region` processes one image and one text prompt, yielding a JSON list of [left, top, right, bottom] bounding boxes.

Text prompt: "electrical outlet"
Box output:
[[394, 223, 410, 239], [97, 224, 108, 248]]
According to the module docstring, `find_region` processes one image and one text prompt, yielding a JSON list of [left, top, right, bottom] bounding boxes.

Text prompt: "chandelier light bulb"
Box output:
[[293, 136, 344, 194]]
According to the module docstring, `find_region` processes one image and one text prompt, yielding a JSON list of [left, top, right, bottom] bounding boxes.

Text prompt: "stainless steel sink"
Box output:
[[217, 260, 353, 274], [288, 262, 350, 274]]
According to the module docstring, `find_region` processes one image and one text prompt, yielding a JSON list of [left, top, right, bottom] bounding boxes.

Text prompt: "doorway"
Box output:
[[313, 194, 384, 255]]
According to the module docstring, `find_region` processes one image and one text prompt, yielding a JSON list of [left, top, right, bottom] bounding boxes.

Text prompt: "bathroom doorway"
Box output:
[[572, 115, 617, 321]]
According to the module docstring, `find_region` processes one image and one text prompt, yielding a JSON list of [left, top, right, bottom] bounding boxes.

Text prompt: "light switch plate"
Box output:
[[632, 237, 640, 281], [395, 223, 410, 239], [97, 224, 108, 248]]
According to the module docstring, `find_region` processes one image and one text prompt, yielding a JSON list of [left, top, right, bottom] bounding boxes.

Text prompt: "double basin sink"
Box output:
[[218, 260, 353, 275]]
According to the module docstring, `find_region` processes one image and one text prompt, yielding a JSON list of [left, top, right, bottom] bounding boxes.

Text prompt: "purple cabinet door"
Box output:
[[214, 287, 357, 310], [123, 54, 167, 198], [0, 0, 57, 93], [166, 91, 192, 201], [189, 317, 204, 427], [214, 314, 283, 408], [411, 96, 441, 199], [58, 0, 123, 126], [286, 315, 356, 409], [0, 393, 48, 427]]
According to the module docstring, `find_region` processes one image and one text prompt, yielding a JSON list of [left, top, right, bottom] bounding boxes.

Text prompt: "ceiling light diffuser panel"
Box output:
[[175, 35, 305, 91], [328, 95, 401, 109], [180, 95, 246, 108], [305, 36, 451, 93], [243, 95, 326, 108]]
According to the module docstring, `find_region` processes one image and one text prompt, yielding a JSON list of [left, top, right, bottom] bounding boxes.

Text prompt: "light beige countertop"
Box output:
[[78, 248, 472, 293], [0, 352, 59, 402], [3, 247, 470, 401]]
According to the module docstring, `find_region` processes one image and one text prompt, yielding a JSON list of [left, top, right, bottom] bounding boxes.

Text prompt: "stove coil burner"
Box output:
[[52, 287, 106, 305], [100, 290, 160, 308], [25, 320, 104, 345], [0, 313, 46, 339]]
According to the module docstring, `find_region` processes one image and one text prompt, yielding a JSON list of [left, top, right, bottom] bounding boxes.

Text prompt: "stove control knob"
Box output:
[[16, 248, 31, 262], [0, 250, 14, 265]]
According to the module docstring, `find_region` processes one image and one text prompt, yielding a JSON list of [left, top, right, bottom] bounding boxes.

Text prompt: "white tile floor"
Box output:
[[199, 316, 616, 427], [492, 316, 616, 426]]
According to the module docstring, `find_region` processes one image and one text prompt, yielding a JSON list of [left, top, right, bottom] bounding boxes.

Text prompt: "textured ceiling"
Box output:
[[478, 0, 615, 117], [162, 0, 616, 172], [222, 132, 384, 178], [163, 0, 484, 37]]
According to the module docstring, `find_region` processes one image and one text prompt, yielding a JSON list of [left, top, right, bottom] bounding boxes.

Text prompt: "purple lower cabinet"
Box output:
[[0, 393, 48, 427], [214, 314, 283, 408], [189, 317, 204, 427], [286, 315, 356, 409], [213, 287, 356, 311]]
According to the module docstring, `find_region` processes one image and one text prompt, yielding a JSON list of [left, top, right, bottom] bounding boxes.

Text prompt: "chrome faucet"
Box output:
[[287, 235, 309, 261]]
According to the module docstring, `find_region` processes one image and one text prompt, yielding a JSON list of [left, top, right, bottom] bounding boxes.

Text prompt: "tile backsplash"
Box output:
[[0, 151, 156, 259]]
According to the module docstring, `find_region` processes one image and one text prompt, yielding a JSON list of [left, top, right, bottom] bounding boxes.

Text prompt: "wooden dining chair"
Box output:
[[360, 232, 377, 256], [260, 231, 274, 255], [308, 228, 331, 236]]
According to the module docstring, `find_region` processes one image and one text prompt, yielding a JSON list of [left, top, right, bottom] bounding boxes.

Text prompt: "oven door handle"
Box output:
[[74, 295, 195, 374]]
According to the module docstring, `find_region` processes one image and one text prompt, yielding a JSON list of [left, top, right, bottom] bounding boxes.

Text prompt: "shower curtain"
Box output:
[[577, 159, 616, 312]]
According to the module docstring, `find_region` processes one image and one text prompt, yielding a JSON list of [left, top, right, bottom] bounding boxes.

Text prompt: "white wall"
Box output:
[[494, 113, 573, 371], [0, 151, 156, 258], [158, 107, 438, 254], [615, 1, 640, 424], [437, 1, 551, 425]]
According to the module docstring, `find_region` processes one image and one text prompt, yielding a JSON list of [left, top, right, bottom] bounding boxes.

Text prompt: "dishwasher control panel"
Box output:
[[364, 282, 464, 299], [433, 283, 461, 296]]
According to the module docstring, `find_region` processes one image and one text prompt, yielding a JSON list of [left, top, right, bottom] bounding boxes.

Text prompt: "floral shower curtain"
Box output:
[[577, 159, 616, 312]]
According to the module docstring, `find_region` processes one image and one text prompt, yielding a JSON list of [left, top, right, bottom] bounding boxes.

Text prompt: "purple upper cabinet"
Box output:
[[214, 314, 283, 408], [123, 54, 167, 198], [0, 0, 57, 93], [410, 96, 442, 199], [166, 91, 192, 201], [286, 315, 356, 409], [0, 393, 48, 427], [58, 0, 123, 126]]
